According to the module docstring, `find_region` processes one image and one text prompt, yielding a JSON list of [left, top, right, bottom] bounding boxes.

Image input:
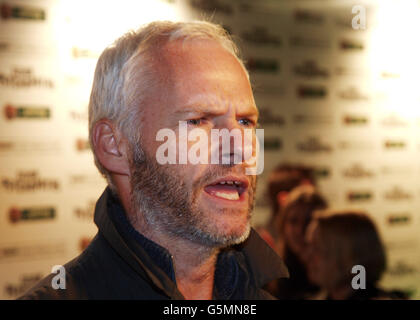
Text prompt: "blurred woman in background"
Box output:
[[258, 163, 316, 249], [305, 212, 408, 300], [267, 184, 328, 299]]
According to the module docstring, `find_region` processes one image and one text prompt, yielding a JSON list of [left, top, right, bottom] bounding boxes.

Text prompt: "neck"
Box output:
[[113, 179, 222, 300], [171, 242, 219, 300], [130, 209, 220, 300]]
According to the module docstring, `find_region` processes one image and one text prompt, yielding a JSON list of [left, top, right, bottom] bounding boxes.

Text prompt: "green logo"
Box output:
[[9, 206, 56, 223]]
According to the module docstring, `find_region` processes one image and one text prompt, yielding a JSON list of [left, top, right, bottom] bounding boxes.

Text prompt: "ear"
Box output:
[[92, 119, 130, 176]]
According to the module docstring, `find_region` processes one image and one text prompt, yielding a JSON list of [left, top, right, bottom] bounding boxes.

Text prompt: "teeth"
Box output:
[[216, 180, 242, 186], [215, 191, 239, 200]]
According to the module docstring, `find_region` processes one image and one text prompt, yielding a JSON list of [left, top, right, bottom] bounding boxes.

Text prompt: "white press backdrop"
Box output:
[[1, 0, 420, 299]]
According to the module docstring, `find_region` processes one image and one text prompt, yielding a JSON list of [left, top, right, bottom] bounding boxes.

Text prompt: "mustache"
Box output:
[[130, 143, 257, 197], [192, 165, 257, 192]]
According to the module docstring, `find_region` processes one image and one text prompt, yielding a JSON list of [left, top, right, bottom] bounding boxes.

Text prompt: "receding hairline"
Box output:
[[127, 36, 252, 112]]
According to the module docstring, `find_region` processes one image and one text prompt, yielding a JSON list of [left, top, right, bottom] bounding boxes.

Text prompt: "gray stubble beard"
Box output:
[[128, 143, 257, 248]]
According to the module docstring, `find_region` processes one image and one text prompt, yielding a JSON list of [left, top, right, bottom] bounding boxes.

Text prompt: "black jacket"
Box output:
[[19, 187, 288, 300]]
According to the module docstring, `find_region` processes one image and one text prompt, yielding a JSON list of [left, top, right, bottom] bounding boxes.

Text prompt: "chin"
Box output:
[[215, 223, 251, 247], [194, 218, 251, 247], [189, 190, 253, 247]]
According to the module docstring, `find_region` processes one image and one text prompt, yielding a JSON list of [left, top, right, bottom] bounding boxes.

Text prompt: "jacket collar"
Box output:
[[94, 187, 288, 298]]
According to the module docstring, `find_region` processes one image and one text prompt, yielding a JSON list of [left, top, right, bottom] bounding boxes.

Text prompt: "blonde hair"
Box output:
[[88, 20, 247, 186]]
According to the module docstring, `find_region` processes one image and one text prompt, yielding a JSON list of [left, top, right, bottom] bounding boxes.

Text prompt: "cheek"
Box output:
[[283, 225, 294, 239], [289, 224, 302, 238]]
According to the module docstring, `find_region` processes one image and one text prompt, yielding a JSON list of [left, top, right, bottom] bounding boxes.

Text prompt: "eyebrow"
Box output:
[[173, 105, 259, 118]]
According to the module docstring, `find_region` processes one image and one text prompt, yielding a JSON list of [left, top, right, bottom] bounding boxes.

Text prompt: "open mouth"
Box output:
[[204, 176, 248, 201]]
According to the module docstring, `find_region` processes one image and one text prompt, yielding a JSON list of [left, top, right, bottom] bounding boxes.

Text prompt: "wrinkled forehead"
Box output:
[[159, 40, 248, 87], [160, 38, 246, 73], [154, 39, 255, 111]]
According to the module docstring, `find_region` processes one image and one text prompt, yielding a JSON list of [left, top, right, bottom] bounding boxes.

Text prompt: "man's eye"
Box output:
[[187, 118, 203, 126], [238, 118, 255, 126]]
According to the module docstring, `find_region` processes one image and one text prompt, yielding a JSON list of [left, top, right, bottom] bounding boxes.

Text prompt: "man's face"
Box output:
[[129, 39, 259, 247], [283, 209, 312, 256]]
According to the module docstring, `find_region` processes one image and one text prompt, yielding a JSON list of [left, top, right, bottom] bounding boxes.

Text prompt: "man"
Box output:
[[20, 20, 288, 300]]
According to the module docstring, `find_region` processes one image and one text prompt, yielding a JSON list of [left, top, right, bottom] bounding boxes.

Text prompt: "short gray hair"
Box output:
[[88, 20, 248, 187]]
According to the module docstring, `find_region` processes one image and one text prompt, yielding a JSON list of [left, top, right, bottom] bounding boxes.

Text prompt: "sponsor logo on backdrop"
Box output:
[[73, 200, 95, 221], [338, 87, 370, 100], [4, 273, 43, 298], [258, 108, 285, 127], [0, 68, 54, 88], [340, 39, 364, 50], [253, 84, 286, 96], [68, 174, 105, 187], [387, 261, 417, 277], [347, 190, 374, 202], [387, 212, 411, 226], [381, 115, 409, 127], [0, 241, 66, 262], [246, 57, 279, 73], [384, 139, 406, 150], [238, 2, 282, 15], [293, 60, 329, 78], [313, 166, 331, 179], [381, 165, 413, 176], [293, 114, 333, 126], [189, 0, 233, 15], [241, 27, 282, 46], [75, 138, 91, 152], [0, 138, 60, 155], [9, 206, 56, 223], [384, 186, 413, 201], [381, 71, 400, 79], [289, 36, 330, 49], [385, 239, 419, 252], [338, 140, 375, 151], [297, 85, 327, 99], [79, 237, 93, 252], [0, 40, 54, 56], [343, 163, 374, 178], [1, 171, 60, 192], [335, 66, 367, 77], [3, 104, 51, 120], [0, 2, 46, 20], [71, 47, 100, 59], [264, 137, 282, 151], [343, 114, 369, 126], [296, 136, 333, 153], [335, 15, 356, 30], [69, 109, 88, 122], [294, 9, 324, 24], [64, 75, 83, 86]]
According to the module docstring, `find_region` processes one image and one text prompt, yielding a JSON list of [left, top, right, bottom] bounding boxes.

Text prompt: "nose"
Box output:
[[211, 117, 254, 167]]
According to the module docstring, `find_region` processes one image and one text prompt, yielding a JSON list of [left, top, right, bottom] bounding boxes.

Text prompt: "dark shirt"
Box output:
[[19, 187, 289, 300], [271, 248, 319, 300]]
